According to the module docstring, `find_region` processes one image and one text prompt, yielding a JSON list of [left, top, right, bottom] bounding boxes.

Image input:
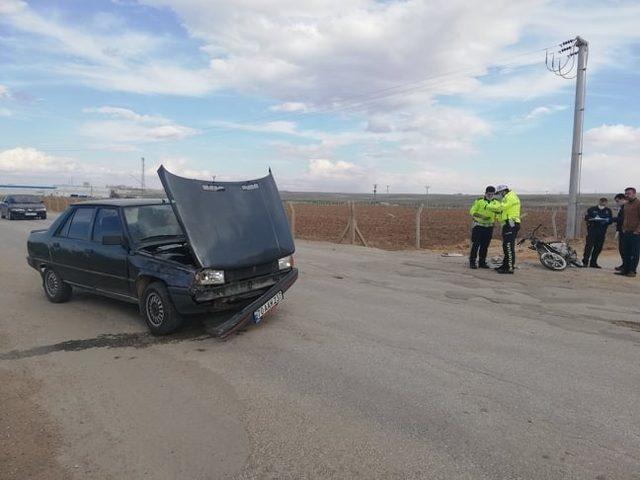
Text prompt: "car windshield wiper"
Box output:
[[138, 234, 185, 243]]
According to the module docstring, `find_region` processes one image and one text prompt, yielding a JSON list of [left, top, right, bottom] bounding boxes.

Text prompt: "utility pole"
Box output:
[[386, 185, 389, 195], [425, 185, 431, 209], [373, 184, 377, 203], [141, 157, 146, 196], [546, 36, 588, 239], [566, 37, 588, 238]]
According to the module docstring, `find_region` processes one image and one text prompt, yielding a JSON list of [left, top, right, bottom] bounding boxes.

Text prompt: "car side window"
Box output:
[[92, 208, 122, 243], [55, 209, 75, 237], [67, 207, 95, 240]]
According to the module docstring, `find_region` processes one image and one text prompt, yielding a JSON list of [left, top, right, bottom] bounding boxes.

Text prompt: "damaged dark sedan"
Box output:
[[26, 167, 298, 337]]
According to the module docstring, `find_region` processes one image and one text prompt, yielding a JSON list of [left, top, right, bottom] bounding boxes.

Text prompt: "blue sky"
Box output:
[[0, 0, 639, 193]]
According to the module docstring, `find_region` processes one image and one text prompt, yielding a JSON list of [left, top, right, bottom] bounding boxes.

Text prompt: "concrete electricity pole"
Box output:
[[546, 36, 588, 238], [425, 185, 430, 209], [567, 37, 588, 238], [141, 157, 146, 196]]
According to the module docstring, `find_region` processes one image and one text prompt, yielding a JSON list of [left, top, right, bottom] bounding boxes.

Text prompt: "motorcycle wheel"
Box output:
[[540, 252, 567, 271]]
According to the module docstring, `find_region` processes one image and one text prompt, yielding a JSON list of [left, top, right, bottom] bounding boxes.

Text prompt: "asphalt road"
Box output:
[[1, 215, 639, 480]]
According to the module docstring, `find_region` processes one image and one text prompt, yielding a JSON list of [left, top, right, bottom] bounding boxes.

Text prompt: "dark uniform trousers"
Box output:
[[583, 226, 606, 267], [470, 225, 493, 266], [501, 222, 520, 271]]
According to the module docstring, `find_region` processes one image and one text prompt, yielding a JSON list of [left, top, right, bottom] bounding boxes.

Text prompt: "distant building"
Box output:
[[0, 183, 110, 198]]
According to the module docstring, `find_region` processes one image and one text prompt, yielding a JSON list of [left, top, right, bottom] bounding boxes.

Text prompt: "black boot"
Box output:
[[478, 263, 490, 269]]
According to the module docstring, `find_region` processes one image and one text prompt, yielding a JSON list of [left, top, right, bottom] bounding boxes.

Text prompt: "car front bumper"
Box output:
[[8, 210, 46, 219], [168, 268, 299, 338]]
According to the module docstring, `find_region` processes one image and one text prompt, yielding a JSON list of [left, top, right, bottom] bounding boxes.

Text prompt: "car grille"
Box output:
[[225, 261, 279, 282]]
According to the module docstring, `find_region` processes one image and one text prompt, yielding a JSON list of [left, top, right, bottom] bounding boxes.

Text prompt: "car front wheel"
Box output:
[[141, 282, 184, 335], [42, 268, 72, 303]]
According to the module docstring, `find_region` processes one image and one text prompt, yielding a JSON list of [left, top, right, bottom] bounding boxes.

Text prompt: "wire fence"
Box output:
[[41, 196, 617, 251]]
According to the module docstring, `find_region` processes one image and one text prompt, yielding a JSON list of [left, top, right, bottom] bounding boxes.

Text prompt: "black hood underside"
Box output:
[[157, 166, 295, 269]]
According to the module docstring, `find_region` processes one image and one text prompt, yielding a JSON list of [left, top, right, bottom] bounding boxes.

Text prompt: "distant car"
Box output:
[[1, 194, 47, 220], [26, 166, 298, 337]]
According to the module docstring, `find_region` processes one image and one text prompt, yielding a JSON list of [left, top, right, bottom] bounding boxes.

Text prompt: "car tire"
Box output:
[[8, 212, 14, 220], [141, 282, 184, 335], [42, 268, 73, 303]]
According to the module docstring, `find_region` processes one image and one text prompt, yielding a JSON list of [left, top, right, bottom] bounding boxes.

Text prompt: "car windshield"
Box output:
[[9, 195, 42, 204], [123, 204, 184, 243]]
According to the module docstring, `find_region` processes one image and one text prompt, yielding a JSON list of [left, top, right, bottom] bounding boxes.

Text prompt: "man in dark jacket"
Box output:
[[616, 187, 640, 277], [582, 197, 613, 268], [613, 193, 626, 271]]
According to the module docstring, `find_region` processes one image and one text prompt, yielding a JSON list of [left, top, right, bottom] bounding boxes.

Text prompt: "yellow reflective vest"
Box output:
[[469, 197, 497, 227], [486, 190, 521, 224]]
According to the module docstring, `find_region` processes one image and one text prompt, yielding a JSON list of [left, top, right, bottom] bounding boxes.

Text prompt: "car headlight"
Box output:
[[11, 208, 25, 212], [195, 269, 225, 285], [37, 207, 46, 211], [278, 255, 294, 270]]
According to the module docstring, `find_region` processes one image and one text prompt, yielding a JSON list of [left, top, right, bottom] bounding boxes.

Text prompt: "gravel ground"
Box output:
[[1, 215, 639, 479]]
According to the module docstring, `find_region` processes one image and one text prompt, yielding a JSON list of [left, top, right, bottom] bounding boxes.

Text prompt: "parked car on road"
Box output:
[[1, 194, 47, 220], [26, 167, 298, 337]]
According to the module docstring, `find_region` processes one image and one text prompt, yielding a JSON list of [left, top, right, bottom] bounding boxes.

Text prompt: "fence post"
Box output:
[[551, 209, 558, 238], [287, 201, 296, 238], [415, 204, 424, 249], [350, 202, 356, 244]]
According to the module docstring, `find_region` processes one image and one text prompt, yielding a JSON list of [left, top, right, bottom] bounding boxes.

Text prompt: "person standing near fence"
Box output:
[[616, 187, 640, 278], [486, 185, 521, 274], [468, 186, 497, 269], [582, 197, 613, 268], [613, 193, 627, 271]]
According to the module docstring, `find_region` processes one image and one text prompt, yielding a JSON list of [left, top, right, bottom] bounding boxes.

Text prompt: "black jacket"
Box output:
[[584, 206, 613, 233], [613, 205, 624, 232]]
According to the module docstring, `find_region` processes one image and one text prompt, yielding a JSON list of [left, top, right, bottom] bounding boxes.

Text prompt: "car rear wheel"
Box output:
[[141, 282, 184, 335], [42, 268, 72, 303]]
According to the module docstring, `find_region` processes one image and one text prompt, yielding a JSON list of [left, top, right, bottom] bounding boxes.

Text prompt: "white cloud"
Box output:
[[147, 157, 215, 183], [81, 106, 199, 144], [269, 102, 309, 113], [0, 147, 76, 173], [524, 104, 567, 120], [0, 108, 11, 117], [0, 84, 9, 99], [584, 124, 640, 148], [581, 123, 640, 191]]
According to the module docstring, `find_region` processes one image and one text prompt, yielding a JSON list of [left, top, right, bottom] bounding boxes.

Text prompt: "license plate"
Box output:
[[25, 212, 37, 216], [253, 291, 283, 323]]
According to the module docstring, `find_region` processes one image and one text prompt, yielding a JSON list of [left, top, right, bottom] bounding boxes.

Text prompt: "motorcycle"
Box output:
[[517, 224, 582, 271]]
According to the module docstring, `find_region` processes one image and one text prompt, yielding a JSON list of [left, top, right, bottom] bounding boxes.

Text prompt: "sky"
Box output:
[[0, 0, 639, 194]]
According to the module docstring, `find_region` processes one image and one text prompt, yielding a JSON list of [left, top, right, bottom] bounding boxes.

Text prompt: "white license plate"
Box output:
[[25, 212, 37, 216], [253, 291, 283, 323]]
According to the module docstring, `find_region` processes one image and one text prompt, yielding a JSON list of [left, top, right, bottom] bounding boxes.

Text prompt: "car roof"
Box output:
[[72, 198, 169, 207]]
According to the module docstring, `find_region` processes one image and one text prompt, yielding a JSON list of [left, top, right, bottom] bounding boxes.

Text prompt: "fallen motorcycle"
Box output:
[[517, 224, 582, 271]]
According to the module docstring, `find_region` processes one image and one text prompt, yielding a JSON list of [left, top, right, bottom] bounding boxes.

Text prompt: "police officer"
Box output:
[[486, 184, 521, 274], [582, 197, 613, 268], [468, 186, 497, 269]]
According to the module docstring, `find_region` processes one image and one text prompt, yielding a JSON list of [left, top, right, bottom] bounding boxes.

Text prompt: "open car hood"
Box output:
[[158, 166, 295, 269]]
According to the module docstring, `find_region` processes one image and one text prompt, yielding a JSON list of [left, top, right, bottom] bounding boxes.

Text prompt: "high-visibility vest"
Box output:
[[469, 197, 497, 227], [486, 191, 521, 223]]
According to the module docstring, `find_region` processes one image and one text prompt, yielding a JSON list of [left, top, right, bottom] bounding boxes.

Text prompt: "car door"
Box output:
[[87, 207, 131, 296], [50, 206, 96, 286]]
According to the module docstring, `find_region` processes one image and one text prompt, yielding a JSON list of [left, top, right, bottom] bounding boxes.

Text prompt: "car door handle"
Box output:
[[84, 248, 94, 255], [52, 242, 60, 248]]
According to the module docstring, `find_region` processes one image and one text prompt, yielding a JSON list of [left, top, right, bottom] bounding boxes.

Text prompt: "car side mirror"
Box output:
[[102, 234, 125, 246]]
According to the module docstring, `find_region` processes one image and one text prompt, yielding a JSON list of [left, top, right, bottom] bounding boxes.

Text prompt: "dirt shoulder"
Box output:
[[0, 365, 68, 480]]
